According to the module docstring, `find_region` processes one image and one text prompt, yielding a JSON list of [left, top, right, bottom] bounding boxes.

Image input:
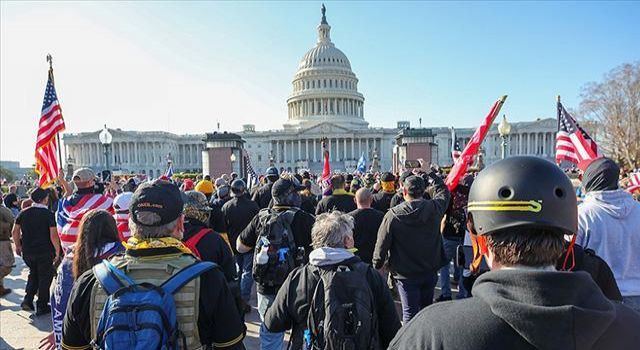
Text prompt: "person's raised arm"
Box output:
[[57, 169, 73, 198]]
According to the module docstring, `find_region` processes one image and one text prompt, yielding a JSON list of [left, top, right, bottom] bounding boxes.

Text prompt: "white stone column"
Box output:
[[366, 138, 370, 158], [351, 139, 355, 159], [313, 139, 317, 162], [343, 138, 347, 160], [297, 139, 301, 162], [305, 139, 309, 161]]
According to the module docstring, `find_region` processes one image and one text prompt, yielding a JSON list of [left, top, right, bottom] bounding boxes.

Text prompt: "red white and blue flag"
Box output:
[[35, 67, 66, 187], [57, 193, 114, 250], [627, 172, 640, 193], [451, 127, 462, 161], [555, 102, 600, 169], [243, 149, 259, 189]]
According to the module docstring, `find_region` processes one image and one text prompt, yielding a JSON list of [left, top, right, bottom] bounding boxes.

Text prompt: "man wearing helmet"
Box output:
[[389, 157, 640, 349], [252, 167, 280, 209]]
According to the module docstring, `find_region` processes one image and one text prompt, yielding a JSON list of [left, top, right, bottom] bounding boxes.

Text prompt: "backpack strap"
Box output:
[[161, 261, 217, 295], [184, 228, 211, 259], [93, 260, 136, 295]]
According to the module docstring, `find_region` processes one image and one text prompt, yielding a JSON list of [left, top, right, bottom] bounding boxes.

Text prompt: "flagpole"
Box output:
[[47, 54, 64, 176]]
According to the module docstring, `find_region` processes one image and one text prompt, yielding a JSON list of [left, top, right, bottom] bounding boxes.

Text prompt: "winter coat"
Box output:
[[577, 189, 640, 297], [388, 269, 640, 350]]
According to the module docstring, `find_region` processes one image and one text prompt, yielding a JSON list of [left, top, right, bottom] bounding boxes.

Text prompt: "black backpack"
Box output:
[[305, 262, 379, 350], [252, 208, 304, 287]]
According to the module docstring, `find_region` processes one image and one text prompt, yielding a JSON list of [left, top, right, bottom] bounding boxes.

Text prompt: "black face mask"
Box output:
[[583, 158, 620, 192]]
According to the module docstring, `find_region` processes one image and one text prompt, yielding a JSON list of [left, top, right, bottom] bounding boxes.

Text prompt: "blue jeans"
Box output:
[[257, 292, 284, 350], [236, 252, 254, 302], [439, 237, 466, 298], [396, 272, 438, 323]]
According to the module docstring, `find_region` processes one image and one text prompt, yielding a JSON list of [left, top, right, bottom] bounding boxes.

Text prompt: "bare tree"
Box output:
[[579, 62, 640, 168]]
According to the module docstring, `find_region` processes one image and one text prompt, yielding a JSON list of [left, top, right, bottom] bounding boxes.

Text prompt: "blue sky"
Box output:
[[1, 1, 639, 166]]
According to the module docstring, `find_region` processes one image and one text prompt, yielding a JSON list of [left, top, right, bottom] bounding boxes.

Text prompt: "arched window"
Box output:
[[329, 80, 332, 88], [323, 80, 326, 88]]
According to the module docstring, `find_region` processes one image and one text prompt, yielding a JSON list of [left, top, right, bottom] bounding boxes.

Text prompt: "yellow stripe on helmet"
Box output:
[[468, 200, 542, 213]]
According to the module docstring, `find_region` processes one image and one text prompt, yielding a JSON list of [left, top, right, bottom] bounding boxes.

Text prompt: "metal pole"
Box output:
[[501, 135, 509, 159]]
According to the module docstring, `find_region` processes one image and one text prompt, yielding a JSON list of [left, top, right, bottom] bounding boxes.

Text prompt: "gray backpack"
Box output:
[[306, 262, 379, 350]]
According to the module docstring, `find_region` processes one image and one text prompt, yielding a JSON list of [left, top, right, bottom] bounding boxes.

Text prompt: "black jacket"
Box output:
[[238, 206, 315, 295], [221, 196, 260, 254], [372, 175, 450, 279], [348, 208, 385, 265], [371, 191, 395, 212], [264, 255, 401, 349], [299, 193, 318, 215], [208, 198, 229, 234], [252, 182, 274, 209], [183, 221, 237, 282], [315, 192, 356, 215], [389, 192, 404, 208], [557, 243, 622, 301], [389, 269, 640, 350]]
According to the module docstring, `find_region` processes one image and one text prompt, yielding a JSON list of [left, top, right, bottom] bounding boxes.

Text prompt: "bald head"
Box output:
[[355, 188, 373, 209]]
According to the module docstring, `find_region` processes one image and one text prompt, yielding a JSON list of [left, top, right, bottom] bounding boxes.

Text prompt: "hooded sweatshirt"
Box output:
[[372, 175, 450, 279], [388, 269, 640, 350], [264, 247, 401, 349], [577, 189, 640, 296]]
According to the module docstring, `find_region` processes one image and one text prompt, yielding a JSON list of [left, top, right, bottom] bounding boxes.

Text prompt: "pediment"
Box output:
[[299, 122, 353, 135]]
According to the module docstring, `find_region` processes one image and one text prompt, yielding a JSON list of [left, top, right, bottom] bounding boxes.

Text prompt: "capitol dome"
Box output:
[[285, 4, 368, 130]]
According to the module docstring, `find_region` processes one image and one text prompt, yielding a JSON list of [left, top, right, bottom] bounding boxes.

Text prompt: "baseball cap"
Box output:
[[113, 192, 133, 212], [130, 180, 184, 227], [404, 175, 426, 196], [182, 179, 195, 191], [381, 172, 395, 182], [214, 177, 227, 188], [182, 190, 212, 212], [73, 168, 95, 182], [272, 176, 304, 197]]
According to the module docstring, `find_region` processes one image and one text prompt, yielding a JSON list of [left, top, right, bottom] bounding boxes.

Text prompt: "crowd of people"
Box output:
[[0, 155, 639, 349]]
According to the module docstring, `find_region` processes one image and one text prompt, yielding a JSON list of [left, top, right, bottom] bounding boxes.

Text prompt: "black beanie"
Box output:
[[583, 157, 619, 192]]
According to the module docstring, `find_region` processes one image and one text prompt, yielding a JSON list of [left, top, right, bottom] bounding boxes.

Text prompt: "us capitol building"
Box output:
[[63, 5, 558, 178]]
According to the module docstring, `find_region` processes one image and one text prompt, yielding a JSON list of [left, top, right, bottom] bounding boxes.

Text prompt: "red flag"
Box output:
[[321, 138, 331, 181], [35, 67, 66, 187], [445, 95, 507, 191]]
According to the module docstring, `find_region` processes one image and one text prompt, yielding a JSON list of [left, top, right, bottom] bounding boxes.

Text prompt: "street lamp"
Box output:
[[99, 124, 113, 171], [230, 152, 237, 173], [497, 114, 511, 159]]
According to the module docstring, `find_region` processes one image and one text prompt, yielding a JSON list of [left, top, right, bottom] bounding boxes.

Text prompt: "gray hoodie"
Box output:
[[578, 189, 640, 296]]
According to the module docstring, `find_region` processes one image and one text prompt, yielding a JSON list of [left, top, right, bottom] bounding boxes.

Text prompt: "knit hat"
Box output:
[[195, 180, 214, 195]]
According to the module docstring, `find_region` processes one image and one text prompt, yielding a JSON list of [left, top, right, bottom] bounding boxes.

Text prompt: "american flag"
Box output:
[[243, 149, 258, 189], [555, 102, 600, 169], [451, 127, 462, 161], [57, 193, 114, 250], [627, 172, 640, 193], [35, 67, 66, 187]]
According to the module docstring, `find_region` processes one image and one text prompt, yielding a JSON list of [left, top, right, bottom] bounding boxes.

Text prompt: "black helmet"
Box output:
[[468, 156, 577, 236], [230, 179, 246, 196]]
